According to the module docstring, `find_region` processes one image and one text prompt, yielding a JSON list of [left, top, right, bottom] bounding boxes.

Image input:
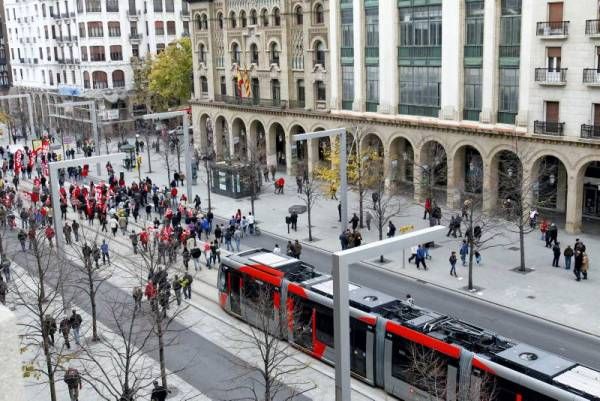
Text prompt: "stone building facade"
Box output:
[[188, 0, 600, 234]]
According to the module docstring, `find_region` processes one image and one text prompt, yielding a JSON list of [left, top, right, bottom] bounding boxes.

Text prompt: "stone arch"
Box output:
[[488, 149, 523, 210], [418, 140, 448, 205], [388, 134, 416, 195], [529, 154, 569, 215], [249, 119, 267, 164], [231, 117, 248, 161], [448, 144, 485, 208], [360, 132, 384, 157], [267, 121, 286, 170], [214, 115, 229, 161], [310, 36, 328, 51]]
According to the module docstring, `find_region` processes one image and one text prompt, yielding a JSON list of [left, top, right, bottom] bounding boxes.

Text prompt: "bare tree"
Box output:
[[227, 285, 312, 401], [11, 225, 74, 401], [160, 133, 173, 184], [298, 175, 321, 242], [137, 233, 189, 389], [77, 298, 156, 401], [369, 173, 406, 262], [495, 139, 557, 272], [137, 120, 153, 174], [66, 229, 113, 341], [243, 139, 263, 219], [411, 141, 448, 208]]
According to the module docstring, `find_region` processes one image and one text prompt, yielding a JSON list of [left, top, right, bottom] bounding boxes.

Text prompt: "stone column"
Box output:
[[440, 0, 461, 120], [447, 149, 465, 209], [565, 173, 583, 234], [556, 163, 567, 212], [482, 160, 497, 213], [285, 131, 293, 175], [413, 148, 424, 204], [228, 119, 235, 158], [329, 0, 341, 109], [516, 0, 534, 128], [279, 2, 291, 103], [377, 0, 398, 114], [480, 0, 498, 123], [307, 138, 316, 176], [352, 0, 365, 112]]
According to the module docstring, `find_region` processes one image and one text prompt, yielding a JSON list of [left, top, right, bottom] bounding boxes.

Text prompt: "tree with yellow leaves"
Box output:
[[314, 125, 383, 228], [148, 37, 193, 107]]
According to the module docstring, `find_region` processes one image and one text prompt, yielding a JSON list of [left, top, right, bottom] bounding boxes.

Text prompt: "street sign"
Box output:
[[399, 224, 415, 234]]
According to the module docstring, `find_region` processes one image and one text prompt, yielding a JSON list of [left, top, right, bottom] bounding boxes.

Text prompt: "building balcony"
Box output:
[[534, 120, 565, 136], [534, 68, 567, 85], [340, 47, 354, 59], [129, 33, 143, 43], [128, 10, 140, 19], [181, 10, 190, 19], [585, 19, 600, 37], [581, 124, 600, 139], [583, 69, 600, 86], [289, 100, 305, 109], [365, 46, 379, 59], [536, 21, 569, 39], [464, 45, 483, 58]]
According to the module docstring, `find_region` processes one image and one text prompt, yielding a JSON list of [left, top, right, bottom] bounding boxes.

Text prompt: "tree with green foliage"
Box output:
[[148, 37, 193, 107]]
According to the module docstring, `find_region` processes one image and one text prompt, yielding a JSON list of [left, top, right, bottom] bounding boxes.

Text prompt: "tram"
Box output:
[[217, 249, 599, 401]]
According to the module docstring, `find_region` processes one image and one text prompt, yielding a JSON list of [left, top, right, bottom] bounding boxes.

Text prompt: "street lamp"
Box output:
[[331, 226, 447, 400]]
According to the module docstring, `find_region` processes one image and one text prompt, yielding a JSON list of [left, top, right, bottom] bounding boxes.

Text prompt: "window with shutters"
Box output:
[[155, 21, 164, 35], [153, 0, 162, 12], [165, 0, 174, 13], [167, 21, 175, 35], [89, 46, 105, 61], [87, 22, 103, 37], [106, 0, 118, 12], [108, 21, 120, 37], [85, 0, 101, 12], [110, 45, 122, 61], [112, 70, 125, 87]]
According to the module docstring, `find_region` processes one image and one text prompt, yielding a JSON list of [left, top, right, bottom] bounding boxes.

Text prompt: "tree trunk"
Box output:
[[205, 161, 212, 211], [156, 311, 168, 389], [519, 220, 526, 271], [39, 303, 57, 401], [146, 134, 153, 173], [307, 203, 313, 242], [468, 208, 474, 290], [87, 267, 98, 341]]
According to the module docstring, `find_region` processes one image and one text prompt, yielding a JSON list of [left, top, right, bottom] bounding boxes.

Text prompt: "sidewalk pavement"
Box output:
[[8, 134, 600, 337]]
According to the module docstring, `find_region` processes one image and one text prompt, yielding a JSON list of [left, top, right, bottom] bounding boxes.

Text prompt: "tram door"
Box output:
[[230, 270, 242, 316]]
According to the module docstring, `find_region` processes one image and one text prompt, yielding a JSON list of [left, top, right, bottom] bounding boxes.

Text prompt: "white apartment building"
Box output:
[[188, 0, 600, 234], [4, 0, 191, 122]]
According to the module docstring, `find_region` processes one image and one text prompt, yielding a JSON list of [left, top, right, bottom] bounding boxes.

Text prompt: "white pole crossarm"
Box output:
[[49, 153, 126, 257], [331, 225, 447, 401], [292, 127, 347, 233], [142, 111, 192, 200], [0, 94, 35, 139]]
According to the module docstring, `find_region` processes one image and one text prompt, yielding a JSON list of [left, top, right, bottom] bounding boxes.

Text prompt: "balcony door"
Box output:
[[547, 47, 561, 82], [545, 101, 560, 134], [548, 2, 563, 32], [594, 104, 600, 127]]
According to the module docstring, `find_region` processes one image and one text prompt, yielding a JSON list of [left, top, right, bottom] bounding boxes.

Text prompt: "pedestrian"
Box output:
[[474, 249, 482, 265], [100, 240, 110, 265], [132, 287, 143, 310], [151, 380, 170, 401], [296, 176, 303, 193], [69, 309, 82, 346], [349, 213, 359, 232], [182, 246, 190, 271], [17, 229, 27, 251], [109, 216, 118, 236], [59, 316, 71, 349], [129, 230, 139, 254], [459, 240, 468, 266], [64, 366, 82, 401], [247, 212, 255, 235], [339, 230, 349, 250], [546, 223, 558, 247], [145, 280, 158, 311], [224, 228, 233, 251], [408, 245, 417, 264], [529, 209, 538, 228], [415, 244, 427, 270], [92, 243, 101, 269], [446, 216, 456, 237], [365, 211, 372, 231], [454, 215, 463, 237], [574, 250, 583, 281], [337, 202, 341, 222], [423, 198, 431, 220], [552, 242, 561, 267], [405, 294, 415, 307], [563, 245, 574, 270], [63, 223, 72, 245], [290, 211, 298, 231], [233, 227, 242, 252], [293, 239, 302, 259], [582, 252, 589, 280], [449, 251, 458, 277], [329, 183, 338, 200], [173, 275, 182, 306], [210, 240, 220, 266], [574, 238, 586, 253], [432, 203, 442, 225], [182, 272, 193, 300], [273, 243, 281, 254], [0, 276, 7, 305], [540, 220, 548, 242], [214, 224, 222, 244], [387, 221, 396, 238]]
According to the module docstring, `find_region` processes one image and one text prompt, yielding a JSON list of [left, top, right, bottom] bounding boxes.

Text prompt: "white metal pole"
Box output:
[[339, 130, 347, 233], [90, 102, 101, 174], [332, 253, 351, 401], [183, 113, 192, 200], [49, 164, 64, 259]]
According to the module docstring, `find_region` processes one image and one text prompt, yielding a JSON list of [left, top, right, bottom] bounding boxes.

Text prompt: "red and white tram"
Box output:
[[218, 249, 599, 401]]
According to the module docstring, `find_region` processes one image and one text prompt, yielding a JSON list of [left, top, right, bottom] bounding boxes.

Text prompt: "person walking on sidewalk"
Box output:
[[449, 251, 458, 277], [64, 367, 82, 401], [100, 240, 110, 265], [59, 316, 71, 349], [17, 229, 27, 251], [224, 228, 233, 251], [190, 245, 201, 271], [129, 230, 139, 254], [182, 272, 193, 300], [552, 242, 561, 267], [574, 250, 583, 281], [247, 212, 255, 235], [582, 252, 589, 280], [172, 275, 182, 306], [459, 240, 469, 266], [109, 216, 118, 237], [423, 198, 432, 220], [290, 211, 298, 232], [415, 244, 427, 270], [210, 240, 220, 266], [233, 227, 242, 252], [564, 245, 574, 270], [387, 221, 396, 238], [349, 213, 359, 232], [365, 211, 372, 231], [69, 309, 82, 346], [132, 287, 143, 310]]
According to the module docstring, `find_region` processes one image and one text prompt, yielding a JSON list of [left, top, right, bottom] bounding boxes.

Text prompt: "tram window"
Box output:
[[217, 267, 227, 292], [244, 279, 260, 303], [391, 336, 448, 396], [315, 306, 334, 348], [350, 318, 367, 352], [243, 278, 274, 308]]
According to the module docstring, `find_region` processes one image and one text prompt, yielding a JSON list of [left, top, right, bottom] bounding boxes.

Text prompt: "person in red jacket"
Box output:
[[274, 177, 285, 194], [45, 226, 55, 248], [144, 280, 157, 311]]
